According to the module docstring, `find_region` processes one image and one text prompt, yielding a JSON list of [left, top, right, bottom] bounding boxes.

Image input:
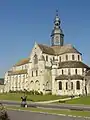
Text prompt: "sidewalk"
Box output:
[[35, 96, 79, 104]]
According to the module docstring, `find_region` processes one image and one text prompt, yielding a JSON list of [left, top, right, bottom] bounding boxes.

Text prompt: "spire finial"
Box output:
[[56, 9, 58, 16]]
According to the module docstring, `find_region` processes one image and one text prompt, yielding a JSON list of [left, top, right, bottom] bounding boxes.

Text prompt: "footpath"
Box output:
[[35, 96, 79, 104]]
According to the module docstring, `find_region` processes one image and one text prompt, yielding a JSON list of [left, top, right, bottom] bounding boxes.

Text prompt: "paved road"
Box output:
[[1, 100, 90, 111], [7, 110, 90, 120]]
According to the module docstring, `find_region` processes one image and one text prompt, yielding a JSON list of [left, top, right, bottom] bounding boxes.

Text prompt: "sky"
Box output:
[[0, 0, 90, 77]]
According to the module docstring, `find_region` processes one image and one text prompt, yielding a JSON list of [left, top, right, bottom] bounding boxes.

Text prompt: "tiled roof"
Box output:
[[38, 44, 81, 55], [55, 74, 84, 80], [59, 61, 90, 68], [8, 69, 27, 75], [14, 58, 30, 67], [0, 78, 4, 85]]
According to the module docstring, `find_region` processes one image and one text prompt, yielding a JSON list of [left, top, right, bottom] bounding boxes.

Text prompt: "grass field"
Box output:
[[65, 96, 90, 105], [6, 105, 90, 117], [0, 93, 67, 102]]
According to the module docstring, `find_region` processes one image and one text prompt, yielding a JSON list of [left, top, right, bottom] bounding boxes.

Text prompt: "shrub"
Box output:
[[46, 92, 52, 95], [0, 103, 10, 120], [34, 90, 40, 95], [39, 91, 43, 95], [29, 90, 34, 95]]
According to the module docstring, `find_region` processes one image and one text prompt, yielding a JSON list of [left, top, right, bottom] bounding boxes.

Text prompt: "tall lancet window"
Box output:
[[34, 54, 38, 64]]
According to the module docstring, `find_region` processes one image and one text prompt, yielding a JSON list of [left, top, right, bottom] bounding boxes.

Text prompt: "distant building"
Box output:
[[4, 12, 90, 95], [0, 78, 4, 93]]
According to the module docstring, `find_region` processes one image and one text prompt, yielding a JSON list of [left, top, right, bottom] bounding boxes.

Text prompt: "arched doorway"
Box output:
[[35, 80, 40, 91], [30, 81, 34, 90]]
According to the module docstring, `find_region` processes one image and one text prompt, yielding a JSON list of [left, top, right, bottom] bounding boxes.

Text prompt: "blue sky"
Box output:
[[0, 0, 90, 77]]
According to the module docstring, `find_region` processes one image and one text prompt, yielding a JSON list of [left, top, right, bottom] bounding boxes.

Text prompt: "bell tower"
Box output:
[[51, 10, 64, 46]]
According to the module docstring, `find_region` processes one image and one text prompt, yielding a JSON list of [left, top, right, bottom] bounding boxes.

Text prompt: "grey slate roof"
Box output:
[[0, 78, 4, 85], [86, 70, 90, 76], [59, 61, 90, 69], [55, 75, 84, 80], [13, 43, 81, 67], [38, 44, 81, 55], [38, 44, 55, 55]]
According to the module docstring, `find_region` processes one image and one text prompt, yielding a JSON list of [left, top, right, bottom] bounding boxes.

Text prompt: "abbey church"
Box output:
[[4, 12, 90, 95]]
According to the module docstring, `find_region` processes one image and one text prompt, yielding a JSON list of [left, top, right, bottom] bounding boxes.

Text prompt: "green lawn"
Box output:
[[5, 105, 90, 117], [65, 96, 90, 105], [0, 93, 67, 102]]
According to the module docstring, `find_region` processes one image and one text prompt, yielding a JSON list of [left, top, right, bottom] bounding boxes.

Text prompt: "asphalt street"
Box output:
[[1, 100, 90, 111], [7, 110, 90, 120]]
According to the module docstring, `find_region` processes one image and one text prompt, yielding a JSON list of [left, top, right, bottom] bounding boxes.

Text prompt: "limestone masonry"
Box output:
[[4, 12, 90, 95]]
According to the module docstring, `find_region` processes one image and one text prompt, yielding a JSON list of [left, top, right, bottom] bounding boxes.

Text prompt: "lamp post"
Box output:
[[68, 69, 71, 96], [68, 75, 71, 96], [83, 69, 88, 96]]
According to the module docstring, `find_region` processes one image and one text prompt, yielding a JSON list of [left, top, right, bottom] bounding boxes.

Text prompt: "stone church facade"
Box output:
[[4, 12, 90, 95]]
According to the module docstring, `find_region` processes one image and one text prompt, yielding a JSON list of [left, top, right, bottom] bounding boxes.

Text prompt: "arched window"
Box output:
[[82, 68, 84, 75], [59, 81, 62, 90], [34, 54, 38, 64], [75, 69, 77, 74], [66, 55, 68, 61], [78, 55, 80, 61], [46, 81, 50, 90], [72, 55, 75, 60], [32, 71, 33, 77], [46, 55, 48, 61], [66, 82, 68, 90], [30, 81, 34, 90], [62, 69, 64, 75], [76, 81, 80, 89], [68, 69, 71, 75], [53, 57, 55, 61], [35, 80, 40, 91], [71, 82, 73, 90], [59, 56, 61, 62], [36, 70, 38, 76]]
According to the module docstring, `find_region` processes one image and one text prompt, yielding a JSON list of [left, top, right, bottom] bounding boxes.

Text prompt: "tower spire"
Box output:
[[51, 11, 64, 46]]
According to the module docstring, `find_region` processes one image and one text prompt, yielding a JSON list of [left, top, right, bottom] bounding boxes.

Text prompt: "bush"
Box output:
[[29, 90, 34, 95], [34, 90, 40, 95], [39, 91, 43, 95], [0, 103, 10, 120], [46, 92, 52, 95]]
